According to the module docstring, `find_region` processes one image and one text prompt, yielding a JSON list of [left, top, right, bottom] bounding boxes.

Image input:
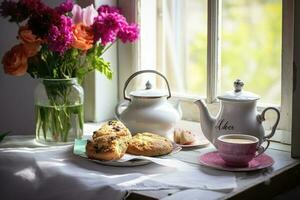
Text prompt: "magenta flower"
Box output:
[[28, 7, 60, 38], [19, 0, 45, 13], [0, 0, 19, 22], [118, 23, 139, 43], [93, 12, 127, 45], [55, 0, 74, 14], [47, 15, 74, 54], [0, 0, 45, 22], [71, 4, 97, 26], [97, 5, 120, 14]]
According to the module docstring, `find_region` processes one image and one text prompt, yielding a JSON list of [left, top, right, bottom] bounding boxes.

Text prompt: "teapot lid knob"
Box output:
[[234, 79, 244, 92], [145, 80, 152, 90]]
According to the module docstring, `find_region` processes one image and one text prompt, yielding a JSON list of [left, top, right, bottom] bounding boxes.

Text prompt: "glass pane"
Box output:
[[220, 0, 282, 105], [157, 0, 207, 97]]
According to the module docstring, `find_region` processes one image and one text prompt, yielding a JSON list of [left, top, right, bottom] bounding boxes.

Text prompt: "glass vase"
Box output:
[[34, 78, 84, 144]]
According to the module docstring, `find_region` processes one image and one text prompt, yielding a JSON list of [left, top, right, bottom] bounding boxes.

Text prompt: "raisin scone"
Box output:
[[86, 120, 132, 161], [127, 132, 173, 157], [92, 120, 131, 141], [86, 133, 128, 161]]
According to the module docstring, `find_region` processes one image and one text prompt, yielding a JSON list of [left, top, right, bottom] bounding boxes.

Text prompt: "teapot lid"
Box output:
[[217, 79, 260, 102], [129, 81, 168, 98]]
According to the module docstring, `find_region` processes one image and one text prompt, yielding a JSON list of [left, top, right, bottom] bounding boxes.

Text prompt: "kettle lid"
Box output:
[[130, 81, 168, 98], [217, 79, 260, 102]]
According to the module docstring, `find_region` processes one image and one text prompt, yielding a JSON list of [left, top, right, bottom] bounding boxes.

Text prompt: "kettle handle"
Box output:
[[123, 70, 172, 101], [115, 100, 129, 119], [258, 107, 280, 140]]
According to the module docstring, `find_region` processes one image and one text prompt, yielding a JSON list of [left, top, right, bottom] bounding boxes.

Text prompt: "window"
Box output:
[[116, 0, 293, 144], [220, 0, 282, 106]]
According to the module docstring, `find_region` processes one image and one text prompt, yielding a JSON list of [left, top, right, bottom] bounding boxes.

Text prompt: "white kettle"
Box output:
[[115, 70, 182, 137]]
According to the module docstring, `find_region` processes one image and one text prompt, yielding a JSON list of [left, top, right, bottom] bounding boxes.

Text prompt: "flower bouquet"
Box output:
[[0, 0, 139, 144]]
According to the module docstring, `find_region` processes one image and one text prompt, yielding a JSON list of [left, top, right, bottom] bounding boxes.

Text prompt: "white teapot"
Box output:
[[115, 70, 182, 137], [194, 79, 280, 146]]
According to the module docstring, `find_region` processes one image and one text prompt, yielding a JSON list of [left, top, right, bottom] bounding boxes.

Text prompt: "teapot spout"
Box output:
[[194, 100, 215, 143]]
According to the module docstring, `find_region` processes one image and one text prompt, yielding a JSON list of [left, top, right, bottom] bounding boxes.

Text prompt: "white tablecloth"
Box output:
[[0, 136, 236, 200]]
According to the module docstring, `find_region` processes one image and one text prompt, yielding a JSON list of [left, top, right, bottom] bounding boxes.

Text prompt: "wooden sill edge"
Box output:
[[224, 161, 300, 200]]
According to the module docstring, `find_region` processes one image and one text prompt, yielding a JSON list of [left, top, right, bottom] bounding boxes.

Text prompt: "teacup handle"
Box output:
[[258, 107, 280, 140], [255, 139, 270, 157]]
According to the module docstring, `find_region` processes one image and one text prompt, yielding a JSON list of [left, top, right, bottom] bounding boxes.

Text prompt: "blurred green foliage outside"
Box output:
[[188, 0, 282, 105]]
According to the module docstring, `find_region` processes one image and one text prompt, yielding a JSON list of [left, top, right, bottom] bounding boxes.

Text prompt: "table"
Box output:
[[0, 120, 299, 200], [132, 147, 300, 200]]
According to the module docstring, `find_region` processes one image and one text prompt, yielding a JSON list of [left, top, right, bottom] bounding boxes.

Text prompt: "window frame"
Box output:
[[83, 0, 298, 156], [117, 0, 293, 144], [292, 0, 300, 158], [80, 0, 119, 122], [82, 0, 293, 144]]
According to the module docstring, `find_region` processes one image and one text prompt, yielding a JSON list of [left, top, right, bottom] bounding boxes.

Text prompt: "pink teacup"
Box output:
[[216, 134, 270, 167]]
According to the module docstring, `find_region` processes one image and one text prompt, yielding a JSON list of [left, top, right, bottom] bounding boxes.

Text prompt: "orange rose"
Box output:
[[18, 26, 42, 44], [72, 23, 94, 51], [18, 26, 41, 57], [23, 43, 40, 57], [2, 44, 28, 76]]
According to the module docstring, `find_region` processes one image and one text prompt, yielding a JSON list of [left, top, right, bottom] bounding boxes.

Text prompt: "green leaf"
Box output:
[[94, 57, 113, 79], [0, 131, 10, 142]]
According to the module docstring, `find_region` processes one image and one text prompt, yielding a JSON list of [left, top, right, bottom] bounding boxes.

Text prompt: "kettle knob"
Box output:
[[145, 80, 152, 90], [234, 79, 244, 92]]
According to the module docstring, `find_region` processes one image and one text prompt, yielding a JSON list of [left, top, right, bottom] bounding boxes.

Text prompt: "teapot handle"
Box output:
[[123, 70, 172, 101], [258, 107, 280, 140]]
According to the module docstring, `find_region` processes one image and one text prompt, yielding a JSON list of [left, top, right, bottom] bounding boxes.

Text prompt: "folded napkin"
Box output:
[[0, 136, 237, 200]]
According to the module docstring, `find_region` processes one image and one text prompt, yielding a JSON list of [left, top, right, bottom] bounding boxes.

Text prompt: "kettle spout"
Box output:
[[174, 100, 182, 119], [194, 100, 215, 143]]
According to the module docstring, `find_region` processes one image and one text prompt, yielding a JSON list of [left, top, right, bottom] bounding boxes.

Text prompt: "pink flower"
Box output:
[[71, 4, 97, 26], [118, 23, 139, 43], [55, 0, 74, 14], [93, 12, 127, 45], [92, 5, 140, 46], [97, 5, 120, 14], [47, 15, 74, 54]]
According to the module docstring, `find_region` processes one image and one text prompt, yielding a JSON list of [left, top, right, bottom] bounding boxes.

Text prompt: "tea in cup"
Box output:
[[216, 134, 270, 167]]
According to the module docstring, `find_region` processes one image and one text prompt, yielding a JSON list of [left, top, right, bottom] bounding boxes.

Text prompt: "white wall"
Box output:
[[0, 0, 63, 135], [0, 0, 119, 134]]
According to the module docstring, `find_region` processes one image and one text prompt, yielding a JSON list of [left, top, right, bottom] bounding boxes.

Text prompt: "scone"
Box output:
[[86, 133, 128, 161], [127, 132, 173, 157], [174, 128, 196, 145], [92, 120, 131, 141], [86, 120, 132, 161]]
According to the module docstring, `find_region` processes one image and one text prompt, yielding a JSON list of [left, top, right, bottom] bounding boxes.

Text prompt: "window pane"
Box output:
[[220, 0, 282, 105], [157, 0, 207, 97]]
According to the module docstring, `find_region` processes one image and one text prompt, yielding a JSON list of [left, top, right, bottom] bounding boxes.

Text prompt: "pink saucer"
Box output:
[[199, 151, 274, 172]]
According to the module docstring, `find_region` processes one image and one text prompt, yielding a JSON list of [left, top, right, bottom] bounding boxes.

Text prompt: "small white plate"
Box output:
[[176, 139, 210, 148], [90, 143, 182, 167], [91, 158, 151, 167], [73, 139, 182, 167]]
